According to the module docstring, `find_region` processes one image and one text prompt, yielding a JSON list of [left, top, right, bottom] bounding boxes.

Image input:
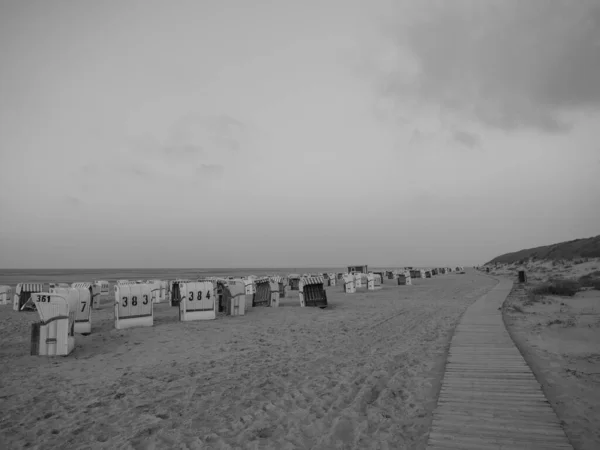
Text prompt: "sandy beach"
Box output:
[[0, 271, 495, 450], [2, 1, 598, 448]]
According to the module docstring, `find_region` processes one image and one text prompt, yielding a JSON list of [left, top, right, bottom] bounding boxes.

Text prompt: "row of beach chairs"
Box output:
[[2, 267, 463, 357]]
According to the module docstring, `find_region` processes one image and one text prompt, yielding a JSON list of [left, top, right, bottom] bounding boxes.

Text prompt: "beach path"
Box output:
[[426, 278, 574, 449]]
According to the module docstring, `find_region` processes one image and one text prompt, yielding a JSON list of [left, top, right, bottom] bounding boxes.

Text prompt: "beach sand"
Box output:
[[0, 272, 496, 450]]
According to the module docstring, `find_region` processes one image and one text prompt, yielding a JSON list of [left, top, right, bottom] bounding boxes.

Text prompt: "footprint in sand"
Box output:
[[332, 418, 354, 444]]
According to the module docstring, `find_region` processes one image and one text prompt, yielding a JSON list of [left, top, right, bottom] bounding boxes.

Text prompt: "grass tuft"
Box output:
[[531, 278, 580, 297], [578, 271, 600, 290]]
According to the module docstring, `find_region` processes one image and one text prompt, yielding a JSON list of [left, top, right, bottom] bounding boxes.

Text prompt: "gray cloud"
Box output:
[[372, 97, 410, 125], [126, 135, 204, 165], [115, 162, 153, 178], [453, 130, 482, 149], [65, 196, 84, 207], [130, 166, 148, 177], [127, 135, 162, 155], [407, 128, 437, 148], [380, 0, 600, 132], [81, 163, 99, 174], [168, 113, 245, 154], [408, 128, 424, 147], [124, 113, 247, 170], [50, 241, 79, 249], [206, 115, 244, 152], [162, 144, 204, 158], [197, 164, 225, 177], [410, 189, 439, 205]]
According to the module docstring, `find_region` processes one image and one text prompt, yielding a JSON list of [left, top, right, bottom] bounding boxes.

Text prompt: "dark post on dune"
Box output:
[[518, 270, 527, 283]]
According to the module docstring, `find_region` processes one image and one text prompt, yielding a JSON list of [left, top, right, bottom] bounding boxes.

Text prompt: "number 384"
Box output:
[[121, 295, 149, 307], [188, 290, 210, 301]]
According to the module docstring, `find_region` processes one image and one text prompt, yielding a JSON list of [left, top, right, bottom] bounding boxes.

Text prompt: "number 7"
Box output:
[[81, 301, 87, 312]]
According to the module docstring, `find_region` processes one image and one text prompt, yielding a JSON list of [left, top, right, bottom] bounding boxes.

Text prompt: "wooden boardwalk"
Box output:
[[426, 278, 573, 450]]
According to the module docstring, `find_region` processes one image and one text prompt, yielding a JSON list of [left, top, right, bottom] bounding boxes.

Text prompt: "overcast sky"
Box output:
[[1, 0, 599, 268]]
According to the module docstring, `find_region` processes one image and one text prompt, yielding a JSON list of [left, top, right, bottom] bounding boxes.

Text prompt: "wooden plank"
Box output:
[[428, 436, 571, 450], [429, 432, 573, 449], [436, 400, 553, 410], [439, 388, 543, 398], [430, 428, 569, 445], [447, 355, 526, 360], [426, 278, 573, 449], [448, 349, 522, 352], [433, 411, 561, 424], [435, 400, 553, 412], [434, 401, 557, 412], [448, 351, 524, 356], [433, 408, 559, 419], [442, 374, 538, 381], [428, 438, 532, 450], [439, 386, 543, 395], [444, 370, 533, 374], [444, 366, 535, 372], [442, 374, 539, 380], [444, 368, 534, 373], [447, 359, 526, 363], [431, 414, 564, 430], [444, 370, 537, 376], [447, 361, 529, 365], [437, 389, 549, 400], [444, 369, 534, 374], [448, 350, 525, 354], [445, 366, 531, 370], [439, 388, 543, 395], [434, 424, 564, 442], [449, 352, 521, 355], [431, 418, 568, 436], [442, 378, 539, 384], [448, 350, 521, 354], [441, 380, 542, 388]]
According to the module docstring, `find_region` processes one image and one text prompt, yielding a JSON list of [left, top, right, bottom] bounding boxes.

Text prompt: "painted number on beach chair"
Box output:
[[121, 294, 146, 308], [114, 284, 154, 328], [188, 291, 211, 302], [180, 281, 216, 319], [79, 298, 90, 318], [36, 295, 51, 303]]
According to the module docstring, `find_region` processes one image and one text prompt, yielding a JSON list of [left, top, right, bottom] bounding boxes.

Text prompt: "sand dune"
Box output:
[[0, 272, 496, 450], [487, 257, 600, 283], [483, 258, 600, 449]]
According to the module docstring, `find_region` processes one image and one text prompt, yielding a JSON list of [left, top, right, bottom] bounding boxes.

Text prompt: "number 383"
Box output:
[[188, 290, 210, 301], [122, 295, 149, 307]]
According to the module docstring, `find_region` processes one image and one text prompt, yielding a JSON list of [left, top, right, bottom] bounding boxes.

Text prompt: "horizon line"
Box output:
[[0, 265, 471, 270]]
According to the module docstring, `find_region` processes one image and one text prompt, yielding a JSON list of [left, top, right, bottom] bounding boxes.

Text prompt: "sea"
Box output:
[[0, 267, 400, 287]]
